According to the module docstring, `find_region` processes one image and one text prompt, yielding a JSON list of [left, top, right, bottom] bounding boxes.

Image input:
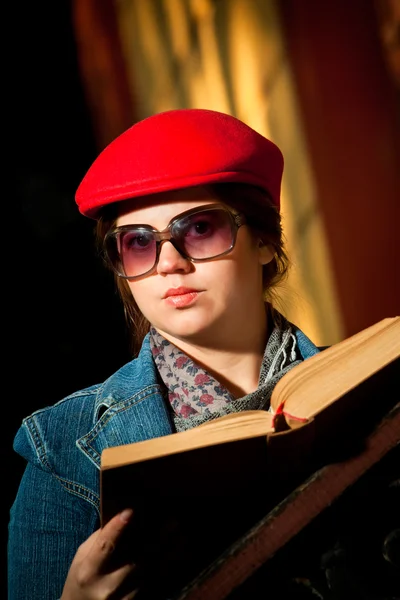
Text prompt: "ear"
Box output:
[[257, 241, 274, 265]]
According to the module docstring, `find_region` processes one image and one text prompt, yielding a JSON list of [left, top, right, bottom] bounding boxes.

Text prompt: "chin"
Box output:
[[155, 313, 218, 342], [162, 323, 212, 341]]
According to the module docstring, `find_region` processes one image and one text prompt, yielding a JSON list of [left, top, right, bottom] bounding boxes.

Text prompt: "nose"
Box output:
[[156, 240, 193, 275]]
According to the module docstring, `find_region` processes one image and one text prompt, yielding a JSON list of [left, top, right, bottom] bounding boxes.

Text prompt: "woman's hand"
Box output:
[[61, 508, 138, 599]]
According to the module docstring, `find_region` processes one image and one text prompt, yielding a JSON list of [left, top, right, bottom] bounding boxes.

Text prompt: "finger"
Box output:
[[95, 509, 134, 558], [122, 590, 139, 600], [101, 560, 139, 597]]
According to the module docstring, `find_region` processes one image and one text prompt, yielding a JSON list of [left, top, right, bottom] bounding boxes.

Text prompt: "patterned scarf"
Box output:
[[149, 309, 303, 432]]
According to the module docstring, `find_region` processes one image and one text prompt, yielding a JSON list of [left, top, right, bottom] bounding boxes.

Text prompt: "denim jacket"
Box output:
[[8, 328, 319, 600]]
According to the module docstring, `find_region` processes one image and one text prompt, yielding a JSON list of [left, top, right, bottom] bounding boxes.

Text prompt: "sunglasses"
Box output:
[[104, 204, 246, 279]]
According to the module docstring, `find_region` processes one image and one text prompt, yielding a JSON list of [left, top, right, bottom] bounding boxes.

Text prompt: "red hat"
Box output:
[[75, 108, 284, 218]]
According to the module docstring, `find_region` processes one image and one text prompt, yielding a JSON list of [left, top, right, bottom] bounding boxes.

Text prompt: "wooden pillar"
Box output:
[[279, 0, 400, 336]]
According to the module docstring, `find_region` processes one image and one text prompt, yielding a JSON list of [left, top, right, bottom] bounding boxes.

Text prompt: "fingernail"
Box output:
[[119, 508, 134, 523]]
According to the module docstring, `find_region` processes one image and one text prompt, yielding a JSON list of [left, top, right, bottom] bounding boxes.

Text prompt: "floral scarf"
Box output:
[[149, 309, 303, 432]]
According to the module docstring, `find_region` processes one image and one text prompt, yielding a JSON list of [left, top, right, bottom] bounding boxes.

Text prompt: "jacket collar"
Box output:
[[92, 334, 157, 419], [77, 334, 175, 467]]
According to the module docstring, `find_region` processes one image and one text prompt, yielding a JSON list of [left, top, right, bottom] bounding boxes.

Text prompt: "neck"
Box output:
[[155, 306, 270, 397]]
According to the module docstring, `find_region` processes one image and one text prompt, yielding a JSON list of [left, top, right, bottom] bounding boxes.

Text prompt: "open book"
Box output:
[[100, 316, 400, 598]]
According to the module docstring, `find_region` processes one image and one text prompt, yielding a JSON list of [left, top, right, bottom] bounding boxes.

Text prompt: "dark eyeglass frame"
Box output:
[[104, 203, 247, 280]]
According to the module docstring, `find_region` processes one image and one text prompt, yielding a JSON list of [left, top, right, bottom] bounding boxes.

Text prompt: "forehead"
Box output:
[[116, 186, 221, 227]]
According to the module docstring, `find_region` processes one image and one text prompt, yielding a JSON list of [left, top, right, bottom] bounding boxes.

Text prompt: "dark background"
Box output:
[[6, 1, 130, 589]]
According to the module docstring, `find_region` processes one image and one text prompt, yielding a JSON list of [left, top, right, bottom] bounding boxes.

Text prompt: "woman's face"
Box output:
[[116, 186, 274, 346]]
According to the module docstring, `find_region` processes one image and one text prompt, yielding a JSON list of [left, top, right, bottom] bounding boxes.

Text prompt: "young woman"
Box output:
[[8, 109, 321, 599]]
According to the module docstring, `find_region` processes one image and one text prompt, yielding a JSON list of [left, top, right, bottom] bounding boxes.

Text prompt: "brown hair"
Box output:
[[95, 183, 290, 356]]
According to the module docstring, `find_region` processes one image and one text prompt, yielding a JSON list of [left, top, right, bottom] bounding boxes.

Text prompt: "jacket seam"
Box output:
[[24, 416, 52, 471], [79, 385, 165, 464], [55, 474, 100, 513]]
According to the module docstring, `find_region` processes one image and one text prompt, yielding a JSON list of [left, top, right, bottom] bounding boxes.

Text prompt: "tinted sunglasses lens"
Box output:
[[117, 230, 157, 277], [174, 209, 235, 259]]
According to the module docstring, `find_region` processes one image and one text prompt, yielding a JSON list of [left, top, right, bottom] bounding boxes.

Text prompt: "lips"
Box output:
[[163, 287, 201, 308], [163, 287, 199, 298]]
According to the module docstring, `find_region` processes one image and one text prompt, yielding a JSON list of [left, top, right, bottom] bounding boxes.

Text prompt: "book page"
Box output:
[[101, 410, 275, 469], [196, 410, 274, 430], [271, 317, 400, 418]]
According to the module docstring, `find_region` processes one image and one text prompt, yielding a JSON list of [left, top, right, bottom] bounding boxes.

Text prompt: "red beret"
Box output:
[[75, 108, 284, 218]]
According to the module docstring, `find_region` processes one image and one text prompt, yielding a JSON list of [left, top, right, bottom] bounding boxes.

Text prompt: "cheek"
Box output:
[[232, 241, 264, 276], [125, 281, 152, 313], [209, 252, 262, 293]]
